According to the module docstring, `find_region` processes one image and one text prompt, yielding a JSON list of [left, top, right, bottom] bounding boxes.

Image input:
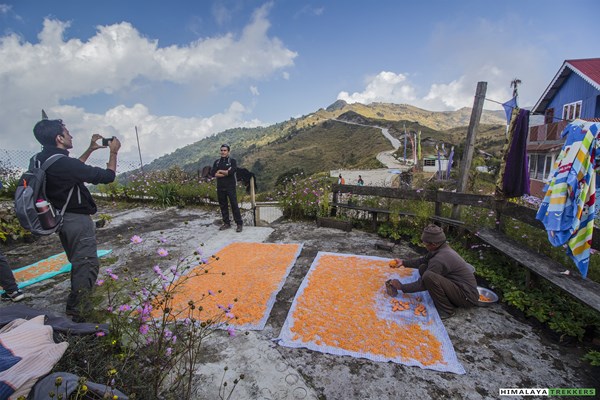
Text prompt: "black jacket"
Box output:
[[36, 147, 116, 215], [211, 157, 238, 189]]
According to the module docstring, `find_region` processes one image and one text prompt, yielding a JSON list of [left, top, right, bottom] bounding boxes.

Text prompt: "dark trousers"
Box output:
[[0, 250, 18, 293], [59, 213, 99, 315], [422, 270, 474, 315], [217, 187, 243, 226]]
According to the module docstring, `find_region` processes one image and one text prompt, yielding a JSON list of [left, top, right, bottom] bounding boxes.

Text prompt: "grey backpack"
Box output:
[[14, 154, 73, 235]]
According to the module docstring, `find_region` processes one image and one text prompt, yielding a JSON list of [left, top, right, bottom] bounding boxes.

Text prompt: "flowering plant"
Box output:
[[61, 234, 243, 399], [278, 173, 331, 219]]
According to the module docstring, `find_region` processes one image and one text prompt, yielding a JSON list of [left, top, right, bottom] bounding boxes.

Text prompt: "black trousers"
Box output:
[[217, 187, 243, 226], [0, 250, 18, 293], [59, 213, 99, 316]]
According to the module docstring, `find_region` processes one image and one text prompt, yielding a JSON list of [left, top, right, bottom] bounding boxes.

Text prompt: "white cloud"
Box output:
[[0, 5, 295, 162], [337, 15, 552, 112], [282, 71, 290, 80], [295, 5, 325, 18], [212, 2, 232, 26], [42, 102, 263, 164], [337, 67, 516, 112], [337, 71, 417, 105], [0, 4, 11, 14], [250, 85, 260, 96]]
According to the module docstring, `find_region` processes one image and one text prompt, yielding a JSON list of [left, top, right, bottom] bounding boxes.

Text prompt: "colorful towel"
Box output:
[[277, 252, 465, 374], [166, 242, 302, 330], [0, 250, 112, 294], [536, 120, 600, 277]]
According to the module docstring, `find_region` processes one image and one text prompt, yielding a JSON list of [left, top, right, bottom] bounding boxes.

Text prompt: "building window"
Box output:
[[562, 101, 582, 120], [529, 153, 555, 181], [424, 159, 436, 167]]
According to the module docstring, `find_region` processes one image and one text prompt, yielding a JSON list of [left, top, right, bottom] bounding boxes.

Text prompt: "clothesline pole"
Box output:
[[452, 81, 487, 220]]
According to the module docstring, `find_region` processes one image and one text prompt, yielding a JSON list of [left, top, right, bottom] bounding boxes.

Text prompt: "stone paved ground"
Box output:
[[1, 202, 599, 399]]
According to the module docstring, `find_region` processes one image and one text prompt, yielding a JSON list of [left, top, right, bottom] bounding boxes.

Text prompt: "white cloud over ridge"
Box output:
[[337, 15, 553, 112], [338, 71, 417, 105], [337, 67, 517, 112], [0, 4, 295, 162]]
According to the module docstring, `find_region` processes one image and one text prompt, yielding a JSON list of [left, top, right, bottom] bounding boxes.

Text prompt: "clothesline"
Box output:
[[484, 97, 571, 123]]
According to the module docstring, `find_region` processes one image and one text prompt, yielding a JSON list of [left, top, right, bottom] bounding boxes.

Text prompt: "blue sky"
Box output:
[[1, 0, 598, 162]]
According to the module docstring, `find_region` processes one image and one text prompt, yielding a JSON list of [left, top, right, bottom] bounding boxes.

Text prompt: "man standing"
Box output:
[[386, 224, 478, 319], [32, 116, 120, 322], [211, 144, 243, 232]]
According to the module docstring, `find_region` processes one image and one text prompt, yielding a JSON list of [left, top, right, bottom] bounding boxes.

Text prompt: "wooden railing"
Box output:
[[331, 183, 600, 251], [528, 120, 568, 141]]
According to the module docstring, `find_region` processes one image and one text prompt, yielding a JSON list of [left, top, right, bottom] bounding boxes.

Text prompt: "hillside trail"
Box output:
[[332, 119, 411, 186]]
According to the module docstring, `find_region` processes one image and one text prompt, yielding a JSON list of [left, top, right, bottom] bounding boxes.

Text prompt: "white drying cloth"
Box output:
[[277, 252, 465, 374]]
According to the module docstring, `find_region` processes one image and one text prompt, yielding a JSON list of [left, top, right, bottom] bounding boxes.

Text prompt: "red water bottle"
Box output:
[[36, 199, 57, 229], [36, 199, 49, 213]]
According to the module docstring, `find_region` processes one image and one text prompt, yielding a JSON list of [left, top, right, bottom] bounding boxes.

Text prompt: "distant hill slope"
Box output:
[[135, 101, 510, 191]]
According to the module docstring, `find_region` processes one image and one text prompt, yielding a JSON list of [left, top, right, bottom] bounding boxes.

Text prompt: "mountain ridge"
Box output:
[[135, 100, 509, 191]]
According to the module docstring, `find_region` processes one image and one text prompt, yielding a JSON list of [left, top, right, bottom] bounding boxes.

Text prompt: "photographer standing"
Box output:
[[211, 144, 243, 232], [32, 116, 120, 322]]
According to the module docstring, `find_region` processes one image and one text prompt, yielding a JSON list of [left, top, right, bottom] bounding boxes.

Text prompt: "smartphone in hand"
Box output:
[[102, 137, 115, 146]]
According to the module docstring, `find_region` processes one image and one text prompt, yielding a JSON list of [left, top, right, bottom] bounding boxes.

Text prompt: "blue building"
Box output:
[[527, 58, 600, 197]]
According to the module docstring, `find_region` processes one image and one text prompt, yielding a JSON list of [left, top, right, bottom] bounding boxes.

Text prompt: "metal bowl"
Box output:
[[477, 286, 499, 306]]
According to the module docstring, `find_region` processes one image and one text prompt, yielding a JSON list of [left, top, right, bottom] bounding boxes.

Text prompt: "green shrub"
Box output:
[[583, 350, 600, 366], [277, 173, 331, 220]]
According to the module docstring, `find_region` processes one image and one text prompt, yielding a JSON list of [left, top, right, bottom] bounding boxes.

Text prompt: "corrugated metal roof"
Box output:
[[567, 58, 600, 88], [532, 58, 600, 114]]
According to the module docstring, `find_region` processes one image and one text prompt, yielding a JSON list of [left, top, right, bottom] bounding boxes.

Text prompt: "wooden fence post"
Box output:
[[331, 189, 338, 217], [452, 81, 487, 220], [250, 176, 257, 226]]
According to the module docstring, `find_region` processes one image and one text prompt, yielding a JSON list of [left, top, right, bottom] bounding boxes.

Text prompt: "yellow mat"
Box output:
[[167, 242, 302, 330], [277, 252, 465, 374]]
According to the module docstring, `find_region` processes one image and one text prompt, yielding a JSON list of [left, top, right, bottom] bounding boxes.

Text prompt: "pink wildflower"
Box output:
[[95, 331, 106, 337], [130, 235, 143, 244], [157, 248, 169, 257], [227, 327, 236, 337], [139, 324, 149, 335]]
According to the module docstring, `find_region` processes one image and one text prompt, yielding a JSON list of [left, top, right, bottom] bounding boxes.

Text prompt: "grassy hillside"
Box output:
[[130, 101, 510, 191], [444, 124, 507, 157], [241, 120, 390, 191]]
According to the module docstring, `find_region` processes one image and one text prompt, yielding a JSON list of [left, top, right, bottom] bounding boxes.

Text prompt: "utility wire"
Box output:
[[484, 97, 572, 123]]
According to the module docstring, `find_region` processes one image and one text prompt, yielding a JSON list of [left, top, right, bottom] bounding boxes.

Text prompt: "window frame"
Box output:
[[562, 100, 582, 120]]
